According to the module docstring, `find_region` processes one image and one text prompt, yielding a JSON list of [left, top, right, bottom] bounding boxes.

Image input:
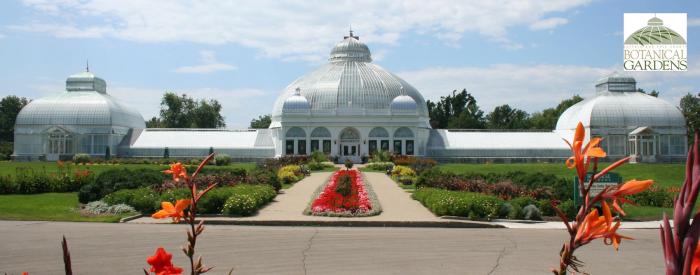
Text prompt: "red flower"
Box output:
[[147, 247, 183, 275], [310, 170, 372, 214]]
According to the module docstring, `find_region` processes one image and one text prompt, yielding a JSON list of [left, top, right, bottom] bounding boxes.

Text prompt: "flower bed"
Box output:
[[304, 170, 381, 217]]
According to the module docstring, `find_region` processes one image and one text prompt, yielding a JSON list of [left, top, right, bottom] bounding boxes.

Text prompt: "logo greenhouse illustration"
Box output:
[[623, 13, 687, 71]]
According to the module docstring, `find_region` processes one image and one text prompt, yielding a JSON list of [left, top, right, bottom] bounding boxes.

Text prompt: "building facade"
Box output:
[[13, 32, 688, 163]]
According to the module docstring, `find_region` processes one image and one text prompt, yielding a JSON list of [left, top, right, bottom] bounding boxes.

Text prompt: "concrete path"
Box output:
[[0, 220, 664, 274], [360, 172, 439, 221]]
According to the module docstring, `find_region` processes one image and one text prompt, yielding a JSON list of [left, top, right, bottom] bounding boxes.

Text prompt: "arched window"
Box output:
[[393, 127, 415, 156], [393, 127, 414, 138], [310, 127, 331, 138], [310, 127, 331, 154], [285, 127, 307, 155], [340, 128, 360, 140], [369, 127, 389, 138], [368, 127, 390, 155], [286, 127, 306, 138]]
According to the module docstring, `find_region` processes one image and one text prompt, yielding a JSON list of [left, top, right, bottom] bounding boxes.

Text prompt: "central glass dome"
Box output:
[[271, 32, 429, 120]]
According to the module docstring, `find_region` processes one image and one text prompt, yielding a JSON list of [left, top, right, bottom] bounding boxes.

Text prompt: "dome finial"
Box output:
[[344, 26, 359, 40], [86, 59, 90, 72], [293, 87, 301, 95]]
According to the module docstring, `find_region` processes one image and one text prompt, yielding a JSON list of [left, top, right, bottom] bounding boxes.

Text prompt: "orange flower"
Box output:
[[163, 162, 188, 182], [604, 179, 654, 215], [575, 202, 633, 251], [565, 122, 607, 181], [692, 244, 700, 275], [147, 247, 183, 275], [152, 199, 190, 223]]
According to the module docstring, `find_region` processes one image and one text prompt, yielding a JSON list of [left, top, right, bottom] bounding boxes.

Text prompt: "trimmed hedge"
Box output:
[[78, 168, 165, 203], [412, 188, 502, 220]]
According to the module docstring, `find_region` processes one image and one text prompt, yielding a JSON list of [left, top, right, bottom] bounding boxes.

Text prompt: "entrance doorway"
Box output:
[[338, 127, 361, 163]]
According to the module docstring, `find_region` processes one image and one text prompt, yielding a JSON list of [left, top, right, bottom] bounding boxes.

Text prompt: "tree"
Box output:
[[680, 92, 700, 138], [249, 114, 272, 129], [427, 89, 485, 129], [146, 117, 163, 128], [486, 104, 530, 129], [0, 95, 30, 142], [529, 95, 583, 130], [157, 92, 225, 128], [191, 99, 225, 128]]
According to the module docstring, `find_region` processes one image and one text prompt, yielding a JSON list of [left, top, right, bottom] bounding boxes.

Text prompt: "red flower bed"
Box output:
[[310, 170, 373, 214]]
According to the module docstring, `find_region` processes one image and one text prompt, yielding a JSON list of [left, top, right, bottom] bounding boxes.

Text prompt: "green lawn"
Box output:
[[438, 162, 686, 188], [0, 192, 133, 222], [0, 161, 257, 176]]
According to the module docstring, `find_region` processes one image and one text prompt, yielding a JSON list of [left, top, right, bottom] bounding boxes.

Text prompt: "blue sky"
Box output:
[[0, 0, 698, 128]]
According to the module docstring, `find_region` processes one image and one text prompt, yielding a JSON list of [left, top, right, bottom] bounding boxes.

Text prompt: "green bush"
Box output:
[[558, 200, 577, 219], [344, 159, 354, 170], [103, 187, 159, 213], [0, 153, 7, 160], [197, 187, 238, 214], [0, 175, 17, 193], [72, 153, 91, 164], [412, 188, 502, 220], [537, 199, 555, 216], [159, 188, 191, 203], [522, 204, 542, 220], [308, 161, 333, 171], [248, 168, 281, 192], [370, 150, 391, 163], [629, 189, 674, 208], [222, 185, 277, 216], [310, 150, 328, 163], [78, 168, 165, 203], [277, 165, 302, 185], [365, 162, 393, 171], [214, 154, 232, 166]]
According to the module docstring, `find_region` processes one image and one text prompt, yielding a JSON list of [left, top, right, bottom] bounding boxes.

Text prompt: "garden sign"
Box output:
[[573, 172, 622, 207]]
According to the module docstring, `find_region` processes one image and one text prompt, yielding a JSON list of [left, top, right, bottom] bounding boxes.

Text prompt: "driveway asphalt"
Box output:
[[0, 220, 664, 274]]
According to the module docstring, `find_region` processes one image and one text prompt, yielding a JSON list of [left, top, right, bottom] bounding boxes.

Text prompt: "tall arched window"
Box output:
[[393, 127, 415, 155], [310, 127, 332, 154], [285, 127, 307, 155], [368, 127, 390, 155]]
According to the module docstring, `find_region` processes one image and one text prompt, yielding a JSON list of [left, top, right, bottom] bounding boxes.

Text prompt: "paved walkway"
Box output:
[[0, 220, 665, 274]]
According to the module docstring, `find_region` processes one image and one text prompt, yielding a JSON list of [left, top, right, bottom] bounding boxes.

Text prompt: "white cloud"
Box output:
[[530, 17, 569, 30], [397, 63, 700, 113], [174, 50, 236, 74], [13, 0, 591, 61]]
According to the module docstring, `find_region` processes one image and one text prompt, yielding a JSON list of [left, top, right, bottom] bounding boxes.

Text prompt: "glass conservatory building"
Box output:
[[13, 32, 687, 163]]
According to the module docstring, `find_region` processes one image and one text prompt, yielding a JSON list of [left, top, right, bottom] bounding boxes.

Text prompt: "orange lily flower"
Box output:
[[163, 162, 188, 182], [152, 199, 190, 223], [604, 179, 654, 215], [565, 122, 607, 181], [692, 244, 700, 275], [575, 202, 632, 250]]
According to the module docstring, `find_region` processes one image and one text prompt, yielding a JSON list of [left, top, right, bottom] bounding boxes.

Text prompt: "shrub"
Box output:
[[0, 153, 7, 160], [72, 153, 91, 164], [222, 185, 277, 216], [277, 165, 302, 184], [365, 162, 393, 171], [335, 174, 353, 197], [370, 150, 391, 163], [310, 150, 328, 163], [412, 188, 502, 220], [197, 187, 238, 214], [308, 161, 333, 171], [392, 155, 416, 166], [391, 165, 416, 177], [522, 204, 542, 220], [214, 154, 232, 166], [103, 187, 159, 213], [344, 159, 353, 170], [409, 158, 437, 175], [84, 201, 136, 215], [78, 168, 165, 203], [248, 168, 281, 192], [263, 156, 309, 172], [537, 199, 555, 216], [628, 189, 674, 208], [558, 200, 577, 219], [159, 188, 191, 202], [0, 175, 17, 194]]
